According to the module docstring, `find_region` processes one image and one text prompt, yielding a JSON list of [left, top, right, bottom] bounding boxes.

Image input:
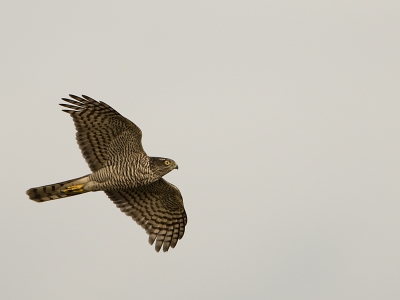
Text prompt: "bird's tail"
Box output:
[[26, 175, 91, 202]]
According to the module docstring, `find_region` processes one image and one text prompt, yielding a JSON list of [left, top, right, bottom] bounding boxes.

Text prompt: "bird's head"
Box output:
[[150, 157, 179, 177]]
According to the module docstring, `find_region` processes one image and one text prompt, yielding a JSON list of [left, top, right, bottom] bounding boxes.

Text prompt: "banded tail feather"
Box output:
[[26, 175, 90, 202]]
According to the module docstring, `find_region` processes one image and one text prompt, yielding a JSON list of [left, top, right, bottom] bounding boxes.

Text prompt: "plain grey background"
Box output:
[[1, 1, 399, 299]]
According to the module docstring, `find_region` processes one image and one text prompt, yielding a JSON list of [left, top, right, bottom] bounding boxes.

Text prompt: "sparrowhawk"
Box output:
[[26, 95, 187, 252]]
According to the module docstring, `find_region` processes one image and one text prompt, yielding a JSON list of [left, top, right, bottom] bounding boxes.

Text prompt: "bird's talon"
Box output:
[[62, 184, 84, 193]]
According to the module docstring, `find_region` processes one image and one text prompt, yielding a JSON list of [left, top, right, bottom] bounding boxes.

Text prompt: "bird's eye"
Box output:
[[164, 160, 171, 166]]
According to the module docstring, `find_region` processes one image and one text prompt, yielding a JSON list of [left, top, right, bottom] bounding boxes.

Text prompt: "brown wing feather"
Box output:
[[60, 95, 144, 172], [105, 178, 187, 252]]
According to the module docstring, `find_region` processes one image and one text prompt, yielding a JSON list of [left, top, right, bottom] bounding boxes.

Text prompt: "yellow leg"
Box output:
[[62, 184, 84, 194]]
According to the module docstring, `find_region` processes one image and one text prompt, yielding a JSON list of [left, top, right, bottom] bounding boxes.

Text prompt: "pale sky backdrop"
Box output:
[[1, 1, 399, 299]]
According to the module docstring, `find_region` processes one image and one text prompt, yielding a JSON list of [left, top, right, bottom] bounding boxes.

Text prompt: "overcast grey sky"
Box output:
[[1, 1, 399, 299]]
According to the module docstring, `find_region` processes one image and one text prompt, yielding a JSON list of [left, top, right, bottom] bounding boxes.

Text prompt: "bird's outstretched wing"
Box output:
[[60, 95, 145, 172], [105, 178, 187, 252]]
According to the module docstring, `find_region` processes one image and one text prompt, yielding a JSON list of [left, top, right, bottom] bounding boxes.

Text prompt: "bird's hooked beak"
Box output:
[[174, 164, 179, 170]]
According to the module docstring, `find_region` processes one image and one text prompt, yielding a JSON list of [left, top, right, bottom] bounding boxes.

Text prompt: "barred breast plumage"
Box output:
[[26, 95, 187, 252]]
